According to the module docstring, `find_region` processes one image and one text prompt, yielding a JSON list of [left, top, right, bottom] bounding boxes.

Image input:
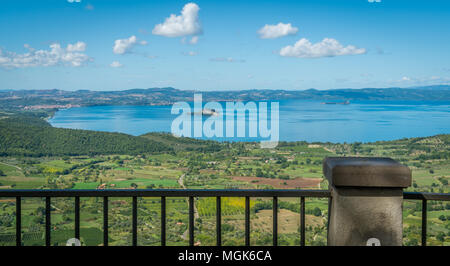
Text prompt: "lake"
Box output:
[[48, 100, 450, 143]]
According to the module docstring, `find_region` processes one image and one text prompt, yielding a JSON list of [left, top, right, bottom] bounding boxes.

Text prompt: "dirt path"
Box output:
[[0, 161, 22, 171]]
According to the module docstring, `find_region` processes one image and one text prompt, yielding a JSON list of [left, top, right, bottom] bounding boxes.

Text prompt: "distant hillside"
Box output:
[[141, 132, 224, 153], [0, 112, 227, 157], [0, 85, 449, 110]]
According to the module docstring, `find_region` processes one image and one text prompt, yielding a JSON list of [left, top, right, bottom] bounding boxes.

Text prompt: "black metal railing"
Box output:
[[403, 192, 450, 246], [0, 189, 449, 246]]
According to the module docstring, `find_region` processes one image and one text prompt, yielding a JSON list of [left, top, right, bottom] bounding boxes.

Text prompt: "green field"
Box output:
[[0, 113, 448, 246]]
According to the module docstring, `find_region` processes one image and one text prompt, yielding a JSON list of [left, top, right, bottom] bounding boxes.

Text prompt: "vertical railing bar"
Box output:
[[132, 196, 138, 246], [300, 196, 305, 246], [245, 196, 250, 246], [189, 196, 194, 246], [75, 196, 80, 241], [326, 197, 331, 246], [273, 196, 278, 246], [216, 196, 221, 246], [161, 196, 166, 246], [45, 197, 51, 246], [421, 199, 427, 247], [103, 196, 108, 246], [16, 196, 21, 246]]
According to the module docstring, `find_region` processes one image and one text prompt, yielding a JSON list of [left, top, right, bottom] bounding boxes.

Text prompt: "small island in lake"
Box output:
[[321, 100, 350, 105], [189, 108, 220, 116]]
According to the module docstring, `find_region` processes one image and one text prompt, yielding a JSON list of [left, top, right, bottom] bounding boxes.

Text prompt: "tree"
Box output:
[[436, 232, 445, 242], [312, 207, 322, 217], [0, 170, 5, 176]]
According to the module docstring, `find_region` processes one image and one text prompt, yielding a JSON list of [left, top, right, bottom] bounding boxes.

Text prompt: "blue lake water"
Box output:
[[48, 100, 450, 143]]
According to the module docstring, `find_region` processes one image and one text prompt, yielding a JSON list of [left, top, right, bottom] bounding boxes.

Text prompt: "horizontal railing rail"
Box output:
[[0, 189, 448, 246], [403, 191, 450, 201], [403, 191, 450, 246], [0, 189, 331, 197]]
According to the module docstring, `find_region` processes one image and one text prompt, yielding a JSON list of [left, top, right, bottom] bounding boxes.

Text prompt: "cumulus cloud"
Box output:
[[67, 0, 81, 3], [152, 3, 202, 38], [279, 38, 366, 58], [0, 42, 90, 68], [113, 35, 147, 55], [110, 61, 123, 68], [368, 0, 381, 2], [67, 41, 86, 52], [258, 23, 298, 39]]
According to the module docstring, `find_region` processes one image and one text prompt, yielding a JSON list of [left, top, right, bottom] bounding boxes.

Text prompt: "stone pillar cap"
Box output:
[[323, 157, 411, 188]]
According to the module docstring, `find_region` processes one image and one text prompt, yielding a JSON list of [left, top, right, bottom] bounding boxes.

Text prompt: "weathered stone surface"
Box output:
[[323, 157, 411, 188], [328, 187, 404, 246], [324, 157, 411, 246]]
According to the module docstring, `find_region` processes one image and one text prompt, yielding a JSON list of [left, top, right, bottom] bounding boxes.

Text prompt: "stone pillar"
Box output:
[[323, 157, 411, 246]]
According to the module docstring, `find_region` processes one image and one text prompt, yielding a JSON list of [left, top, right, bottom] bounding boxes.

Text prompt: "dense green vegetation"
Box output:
[[0, 113, 175, 156]]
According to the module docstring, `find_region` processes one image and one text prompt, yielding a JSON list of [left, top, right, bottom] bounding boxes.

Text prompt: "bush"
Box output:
[[436, 232, 445, 242], [312, 207, 322, 217]]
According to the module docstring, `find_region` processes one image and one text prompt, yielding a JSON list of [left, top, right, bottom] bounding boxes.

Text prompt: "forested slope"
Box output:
[[0, 113, 173, 156]]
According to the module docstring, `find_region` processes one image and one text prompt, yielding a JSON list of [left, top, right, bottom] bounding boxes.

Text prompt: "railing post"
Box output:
[[132, 196, 138, 246], [75, 196, 80, 241], [16, 197, 21, 246], [45, 197, 51, 246], [245, 196, 250, 246], [273, 197, 278, 246], [216, 196, 221, 246], [421, 200, 427, 246], [161, 196, 166, 246], [323, 157, 411, 246], [189, 196, 194, 246], [300, 197, 305, 246], [103, 196, 108, 246]]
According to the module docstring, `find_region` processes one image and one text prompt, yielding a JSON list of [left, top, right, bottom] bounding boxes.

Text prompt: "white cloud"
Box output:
[[67, 0, 81, 3], [110, 61, 123, 68], [0, 42, 90, 68], [152, 3, 202, 37], [210, 57, 245, 63], [258, 23, 298, 39], [401, 76, 411, 81], [279, 38, 366, 58], [183, 51, 197, 56], [189, 36, 199, 44], [396, 75, 450, 84], [113, 35, 147, 55], [67, 41, 86, 52], [368, 0, 381, 2]]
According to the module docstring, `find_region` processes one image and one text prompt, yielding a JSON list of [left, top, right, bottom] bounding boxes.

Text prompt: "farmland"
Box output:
[[0, 133, 448, 246], [0, 112, 448, 246]]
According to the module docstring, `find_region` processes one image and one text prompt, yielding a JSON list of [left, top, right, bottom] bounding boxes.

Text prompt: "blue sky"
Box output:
[[0, 0, 449, 91]]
